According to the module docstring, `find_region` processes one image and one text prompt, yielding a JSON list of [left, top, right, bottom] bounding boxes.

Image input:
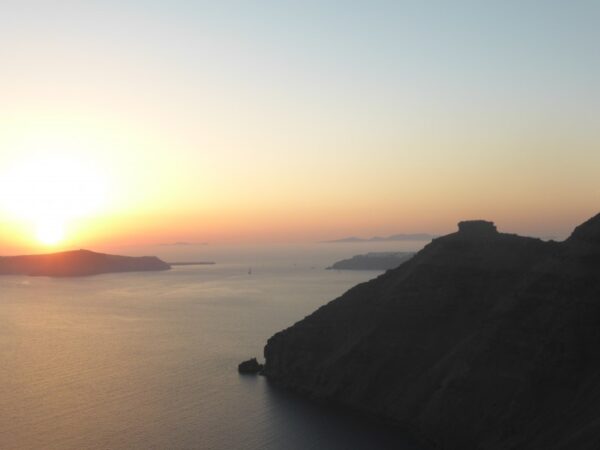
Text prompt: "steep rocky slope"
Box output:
[[263, 216, 600, 450]]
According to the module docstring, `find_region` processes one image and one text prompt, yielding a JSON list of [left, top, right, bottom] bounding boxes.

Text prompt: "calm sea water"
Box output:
[[0, 242, 427, 449]]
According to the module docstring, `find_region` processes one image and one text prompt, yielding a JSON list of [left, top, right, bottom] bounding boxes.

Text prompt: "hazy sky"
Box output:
[[0, 1, 598, 250]]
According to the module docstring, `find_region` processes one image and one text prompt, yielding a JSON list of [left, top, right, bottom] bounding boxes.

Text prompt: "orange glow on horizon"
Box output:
[[0, 125, 596, 253]]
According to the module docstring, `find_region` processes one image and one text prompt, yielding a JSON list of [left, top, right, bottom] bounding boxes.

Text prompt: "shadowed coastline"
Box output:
[[0, 249, 171, 277]]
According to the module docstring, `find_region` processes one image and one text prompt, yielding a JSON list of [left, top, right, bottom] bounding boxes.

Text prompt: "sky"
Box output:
[[0, 0, 598, 251]]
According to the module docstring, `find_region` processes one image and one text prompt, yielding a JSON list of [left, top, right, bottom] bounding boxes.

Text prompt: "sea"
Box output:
[[0, 241, 429, 450]]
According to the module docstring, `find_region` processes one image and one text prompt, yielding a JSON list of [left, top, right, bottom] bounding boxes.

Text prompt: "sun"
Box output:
[[36, 220, 65, 246], [0, 152, 108, 247]]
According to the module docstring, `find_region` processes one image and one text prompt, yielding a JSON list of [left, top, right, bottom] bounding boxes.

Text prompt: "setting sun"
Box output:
[[35, 220, 65, 246], [0, 152, 108, 246]]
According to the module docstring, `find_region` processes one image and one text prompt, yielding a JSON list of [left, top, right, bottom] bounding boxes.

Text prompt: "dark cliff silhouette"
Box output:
[[0, 249, 171, 277], [263, 213, 600, 450]]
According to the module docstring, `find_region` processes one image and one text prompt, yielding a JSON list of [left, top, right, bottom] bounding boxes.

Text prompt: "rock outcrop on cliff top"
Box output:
[[263, 214, 600, 450]]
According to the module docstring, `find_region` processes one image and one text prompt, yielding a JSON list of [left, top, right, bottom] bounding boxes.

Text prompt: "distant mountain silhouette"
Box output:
[[326, 252, 414, 270], [263, 214, 600, 450], [159, 241, 208, 246], [0, 249, 171, 277], [322, 233, 436, 243], [168, 261, 215, 266]]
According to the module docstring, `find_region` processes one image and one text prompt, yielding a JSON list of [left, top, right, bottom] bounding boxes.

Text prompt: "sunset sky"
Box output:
[[1, 1, 598, 251]]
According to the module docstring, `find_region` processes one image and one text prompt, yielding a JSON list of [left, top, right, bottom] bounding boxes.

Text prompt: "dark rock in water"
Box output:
[[238, 358, 263, 374], [0, 249, 171, 277], [326, 252, 414, 271], [263, 213, 600, 450]]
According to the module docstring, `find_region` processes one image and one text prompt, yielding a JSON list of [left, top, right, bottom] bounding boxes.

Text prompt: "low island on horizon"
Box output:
[[321, 233, 437, 243], [326, 252, 414, 271], [0, 249, 171, 277]]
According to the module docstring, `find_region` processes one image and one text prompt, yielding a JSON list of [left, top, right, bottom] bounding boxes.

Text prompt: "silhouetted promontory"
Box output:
[[0, 249, 171, 277], [263, 213, 600, 450], [326, 252, 414, 271]]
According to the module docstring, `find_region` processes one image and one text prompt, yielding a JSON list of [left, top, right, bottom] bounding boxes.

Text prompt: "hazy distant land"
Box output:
[[0, 249, 171, 277], [322, 233, 436, 243], [326, 252, 414, 270], [159, 241, 209, 246], [169, 261, 215, 266]]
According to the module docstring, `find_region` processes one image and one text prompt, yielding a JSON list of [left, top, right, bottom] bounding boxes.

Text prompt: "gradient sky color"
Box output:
[[1, 1, 599, 251]]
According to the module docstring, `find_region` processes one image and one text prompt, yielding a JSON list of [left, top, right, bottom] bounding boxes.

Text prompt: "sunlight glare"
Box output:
[[0, 151, 108, 246], [36, 220, 65, 246]]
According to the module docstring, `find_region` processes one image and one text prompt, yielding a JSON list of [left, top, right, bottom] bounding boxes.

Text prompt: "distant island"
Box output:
[[321, 233, 437, 243], [0, 249, 171, 277], [326, 252, 414, 270], [159, 241, 208, 246], [261, 214, 600, 450], [169, 261, 215, 266]]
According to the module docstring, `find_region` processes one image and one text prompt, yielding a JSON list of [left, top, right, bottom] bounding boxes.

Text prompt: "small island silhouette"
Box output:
[[0, 249, 171, 277], [326, 252, 414, 270]]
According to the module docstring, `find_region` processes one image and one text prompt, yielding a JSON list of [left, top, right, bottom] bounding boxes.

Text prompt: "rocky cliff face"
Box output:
[[0, 249, 171, 276], [263, 214, 600, 450]]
